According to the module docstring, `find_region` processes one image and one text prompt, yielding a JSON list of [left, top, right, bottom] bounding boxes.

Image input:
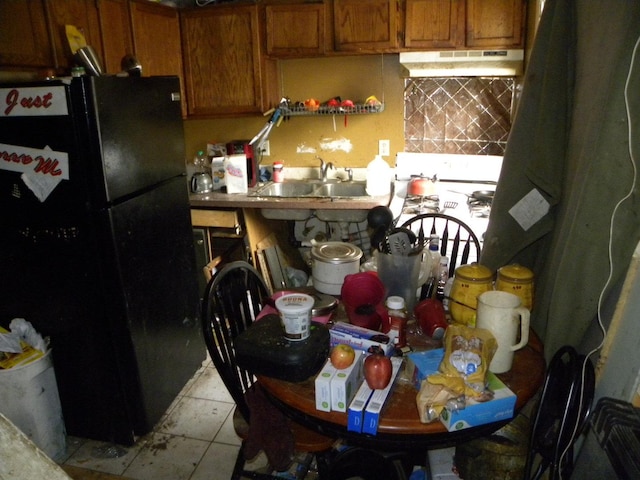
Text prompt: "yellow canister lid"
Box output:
[[498, 264, 534, 282], [454, 263, 493, 282]]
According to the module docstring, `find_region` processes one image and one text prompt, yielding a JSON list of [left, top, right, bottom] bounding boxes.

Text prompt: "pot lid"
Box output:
[[498, 264, 534, 281], [311, 242, 363, 264], [310, 291, 339, 316], [454, 263, 493, 281]]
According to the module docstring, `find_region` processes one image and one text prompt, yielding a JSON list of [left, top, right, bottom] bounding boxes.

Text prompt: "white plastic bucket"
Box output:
[[0, 350, 66, 461], [275, 293, 314, 341]]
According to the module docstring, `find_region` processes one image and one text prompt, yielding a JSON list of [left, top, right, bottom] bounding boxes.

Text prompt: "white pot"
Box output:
[[311, 242, 363, 295]]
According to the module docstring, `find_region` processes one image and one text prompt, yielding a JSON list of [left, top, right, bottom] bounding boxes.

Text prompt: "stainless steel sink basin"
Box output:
[[254, 182, 317, 197], [314, 182, 368, 197], [251, 180, 368, 198]]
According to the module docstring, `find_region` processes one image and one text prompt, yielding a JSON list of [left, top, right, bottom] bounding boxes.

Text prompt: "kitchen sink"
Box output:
[[313, 182, 368, 197], [254, 182, 317, 197], [251, 180, 369, 198]]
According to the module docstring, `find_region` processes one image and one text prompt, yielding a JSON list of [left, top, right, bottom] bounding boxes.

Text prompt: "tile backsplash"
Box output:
[[404, 78, 515, 156]]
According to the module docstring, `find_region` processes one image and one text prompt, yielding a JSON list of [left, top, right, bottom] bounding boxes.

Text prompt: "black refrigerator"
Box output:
[[0, 76, 205, 445]]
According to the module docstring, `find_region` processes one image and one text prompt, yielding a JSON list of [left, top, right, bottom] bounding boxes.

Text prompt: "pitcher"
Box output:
[[476, 290, 530, 373]]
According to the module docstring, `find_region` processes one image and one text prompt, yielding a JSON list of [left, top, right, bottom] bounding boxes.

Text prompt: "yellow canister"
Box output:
[[449, 263, 493, 327], [495, 264, 535, 311]]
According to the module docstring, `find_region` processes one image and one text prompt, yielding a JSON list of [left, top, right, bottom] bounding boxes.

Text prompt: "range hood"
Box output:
[[400, 49, 524, 77]]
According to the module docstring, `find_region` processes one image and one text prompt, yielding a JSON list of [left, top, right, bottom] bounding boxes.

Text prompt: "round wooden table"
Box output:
[[258, 329, 545, 451]]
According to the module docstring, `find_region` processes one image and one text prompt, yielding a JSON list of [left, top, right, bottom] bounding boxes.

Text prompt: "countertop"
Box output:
[[189, 186, 391, 211]]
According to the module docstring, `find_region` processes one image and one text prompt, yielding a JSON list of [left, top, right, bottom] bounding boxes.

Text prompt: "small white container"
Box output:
[[275, 293, 314, 341], [365, 155, 391, 196]]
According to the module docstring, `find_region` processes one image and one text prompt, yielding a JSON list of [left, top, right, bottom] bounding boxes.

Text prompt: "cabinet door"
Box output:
[[129, 0, 185, 116], [466, 0, 524, 48], [46, 0, 103, 74], [181, 4, 277, 117], [404, 0, 464, 49], [97, 0, 133, 75], [333, 0, 399, 52], [266, 3, 327, 57], [0, 0, 54, 69]]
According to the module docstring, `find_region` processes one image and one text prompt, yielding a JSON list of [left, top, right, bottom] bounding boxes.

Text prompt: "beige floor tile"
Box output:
[[64, 438, 141, 476], [213, 408, 242, 446], [156, 396, 233, 442], [122, 432, 208, 480], [189, 442, 242, 480], [185, 366, 235, 403]]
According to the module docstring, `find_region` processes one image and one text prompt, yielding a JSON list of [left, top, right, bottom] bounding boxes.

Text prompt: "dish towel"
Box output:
[[244, 383, 295, 471]]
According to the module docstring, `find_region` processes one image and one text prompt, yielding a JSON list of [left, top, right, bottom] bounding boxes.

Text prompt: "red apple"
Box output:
[[364, 349, 392, 389], [330, 344, 356, 370]]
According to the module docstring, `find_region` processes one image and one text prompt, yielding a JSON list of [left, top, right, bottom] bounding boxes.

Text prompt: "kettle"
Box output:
[[191, 172, 213, 193]]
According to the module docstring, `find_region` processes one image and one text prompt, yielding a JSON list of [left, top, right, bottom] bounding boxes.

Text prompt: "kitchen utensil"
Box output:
[[449, 190, 495, 203], [408, 174, 437, 196], [443, 201, 458, 209], [310, 242, 362, 295], [367, 206, 394, 230], [377, 250, 424, 313], [121, 54, 142, 77], [190, 172, 213, 193], [74, 46, 103, 76], [476, 290, 530, 373]]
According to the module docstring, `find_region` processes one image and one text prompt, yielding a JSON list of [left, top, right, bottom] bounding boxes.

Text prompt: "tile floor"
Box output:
[[57, 356, 262, 480]]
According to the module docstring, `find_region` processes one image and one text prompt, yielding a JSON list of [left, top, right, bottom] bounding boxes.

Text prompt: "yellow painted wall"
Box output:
[[183, 54, 405, 169]]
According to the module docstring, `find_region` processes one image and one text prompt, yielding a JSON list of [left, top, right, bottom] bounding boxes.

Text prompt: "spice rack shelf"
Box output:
[[281, 104, 385, 117]]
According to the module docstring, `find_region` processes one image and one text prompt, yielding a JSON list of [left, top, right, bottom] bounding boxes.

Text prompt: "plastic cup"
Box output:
[[341, 272, 387, 331], [376, 252, 423, 313], [275, 293, 314, 341]]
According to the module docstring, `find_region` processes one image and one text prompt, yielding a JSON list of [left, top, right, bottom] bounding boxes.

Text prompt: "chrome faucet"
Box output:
[[344, 168, 353, 182], [316, 156, 335, 181]]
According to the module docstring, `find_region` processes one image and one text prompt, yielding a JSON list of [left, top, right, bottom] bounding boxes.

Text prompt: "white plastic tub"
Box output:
[[0, 350, 66, 461]]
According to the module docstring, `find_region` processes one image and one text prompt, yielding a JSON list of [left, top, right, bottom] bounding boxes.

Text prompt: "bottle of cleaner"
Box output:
[[365, 155, 391, 196]]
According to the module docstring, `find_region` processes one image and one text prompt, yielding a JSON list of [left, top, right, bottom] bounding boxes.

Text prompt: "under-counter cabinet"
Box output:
[[265, 2, 329, 57], [181, 4, 278, 116], [404, 0, 525, 50]]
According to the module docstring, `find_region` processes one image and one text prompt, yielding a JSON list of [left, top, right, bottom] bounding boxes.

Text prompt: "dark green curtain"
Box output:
[[480, 0, 640, 360]]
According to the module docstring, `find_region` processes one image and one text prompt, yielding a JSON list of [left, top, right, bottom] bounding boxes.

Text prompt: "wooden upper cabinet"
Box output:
[[265, 3, 328, 57], [46, 0, 103, 73], [181, 4, 277, 117], [405, 0, 525, 50], [333, 0, 399, 52], [97, 0, 133, 75], [465, 0, 524, 48], [0, 0, 54, 69], [404, 0, 464, 49], [129, 0, 185, 116]]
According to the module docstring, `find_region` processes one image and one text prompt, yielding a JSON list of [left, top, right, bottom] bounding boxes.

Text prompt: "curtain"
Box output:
[[480, 0, 640, 360]]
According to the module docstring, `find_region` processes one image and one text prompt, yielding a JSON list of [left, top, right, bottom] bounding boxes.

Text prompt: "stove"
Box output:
[[391, 153, 503, 246]]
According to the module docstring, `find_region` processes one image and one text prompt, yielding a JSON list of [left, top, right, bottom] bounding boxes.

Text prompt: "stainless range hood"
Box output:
[[400, 49, 524, 77]]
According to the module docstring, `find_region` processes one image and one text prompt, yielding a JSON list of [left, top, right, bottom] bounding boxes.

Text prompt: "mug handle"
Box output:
[[510, 307, 530, 351]]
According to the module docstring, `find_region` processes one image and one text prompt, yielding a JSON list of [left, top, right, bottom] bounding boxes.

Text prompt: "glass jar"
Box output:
[[496, 264, 534, 310], [449, 263, 493, 327]]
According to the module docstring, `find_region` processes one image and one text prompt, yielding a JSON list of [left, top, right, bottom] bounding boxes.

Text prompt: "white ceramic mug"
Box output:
[[476, 290, 530, 373]]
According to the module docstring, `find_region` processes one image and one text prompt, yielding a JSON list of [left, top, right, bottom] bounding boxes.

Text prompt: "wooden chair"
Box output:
[[201, 261, 334, 479], [399, 213, 482, 278], [523, 346, 595, 480]]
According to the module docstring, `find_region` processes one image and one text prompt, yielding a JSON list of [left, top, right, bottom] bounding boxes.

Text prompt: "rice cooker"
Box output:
[[310, 242, 363, 295]]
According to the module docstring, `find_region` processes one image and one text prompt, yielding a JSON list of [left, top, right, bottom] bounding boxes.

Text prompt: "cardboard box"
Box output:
[[314, 359, 337, 412], [362, 357, 404, 435], [347, 380, 374, 433], [405, 348, 445, 390], [331, 352, 364, 412], [439, 372, 516, 432], [329, 321, 395, 356]]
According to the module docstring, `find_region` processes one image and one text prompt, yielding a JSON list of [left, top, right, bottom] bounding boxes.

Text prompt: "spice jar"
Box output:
[[449, 263, 493, 327], [496, 264, 534, 310]]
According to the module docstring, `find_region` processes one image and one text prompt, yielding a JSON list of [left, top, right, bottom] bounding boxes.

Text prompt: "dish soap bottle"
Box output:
[[365, 155, 391, 196]]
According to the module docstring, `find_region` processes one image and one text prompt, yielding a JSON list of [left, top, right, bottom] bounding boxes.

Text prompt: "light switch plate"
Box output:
[[379, 139, 390, 156], [262, 140, 270, 156]]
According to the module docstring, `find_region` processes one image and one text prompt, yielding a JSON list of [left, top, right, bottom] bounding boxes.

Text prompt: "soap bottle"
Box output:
[[365, 155, 391, 196]]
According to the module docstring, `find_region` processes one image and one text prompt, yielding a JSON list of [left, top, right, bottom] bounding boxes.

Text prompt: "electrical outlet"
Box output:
[[379, 139, 390, 156], [262, 140, 270, 156]]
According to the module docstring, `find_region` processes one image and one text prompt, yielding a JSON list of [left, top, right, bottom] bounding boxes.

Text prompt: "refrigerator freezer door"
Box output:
[[76, 76, 186, 205]]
